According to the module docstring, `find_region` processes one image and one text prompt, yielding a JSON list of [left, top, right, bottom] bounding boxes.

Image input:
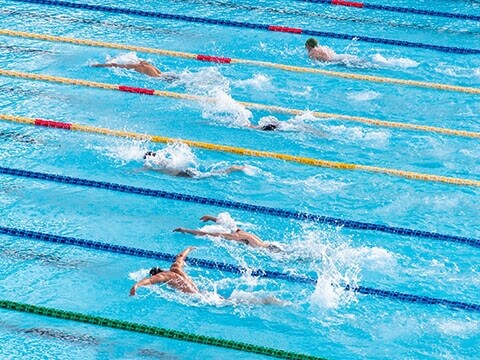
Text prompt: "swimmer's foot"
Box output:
[[224, 165, 246, 174], [260, 296, 288, 306]]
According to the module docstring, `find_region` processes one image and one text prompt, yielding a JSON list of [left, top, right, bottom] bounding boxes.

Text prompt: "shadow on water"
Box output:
[[138, 348, 181, 360], [0, 45, 53, 55], [0, 321, 99, 346], [0, 321, 181, 358], [0, 246, 85, 269], [0, 9, 180, 35], [175, 0, 480, 36], [0, 129, 39, 145]]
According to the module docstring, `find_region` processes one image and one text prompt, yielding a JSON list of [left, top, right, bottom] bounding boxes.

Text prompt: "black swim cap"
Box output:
[[143, 151, 156, 159], [149, 267, 163, 276], [305, 38, 318, 48], [261, 124, 278, 131]]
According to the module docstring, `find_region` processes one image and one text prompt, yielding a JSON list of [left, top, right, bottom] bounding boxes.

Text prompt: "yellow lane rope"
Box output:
[[1, 113, 479, 187], [1, 29, 479, 95], [0, 68, 478, 139]]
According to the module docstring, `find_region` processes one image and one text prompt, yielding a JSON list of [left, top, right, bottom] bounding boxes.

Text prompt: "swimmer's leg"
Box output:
[[160, 73, 180, 82], [223, 165, 246, 175], [227, 292, 288, 306]]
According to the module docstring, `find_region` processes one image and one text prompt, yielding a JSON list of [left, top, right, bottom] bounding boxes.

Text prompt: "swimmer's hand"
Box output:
[[173, 227, 186, 233], [129, 285, 137, 296], [200, 215, 216, 222]]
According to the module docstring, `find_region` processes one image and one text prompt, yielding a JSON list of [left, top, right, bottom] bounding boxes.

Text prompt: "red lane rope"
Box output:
[[196, 54, 232, 63], [118, 85, 155, 95], [267, 25, 303, 34], [34, 119, 72, 129], [331, 0, 364, 8]]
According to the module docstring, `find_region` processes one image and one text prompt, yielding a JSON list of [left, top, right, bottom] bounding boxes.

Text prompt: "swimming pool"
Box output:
[[0, 0, 479, 358]]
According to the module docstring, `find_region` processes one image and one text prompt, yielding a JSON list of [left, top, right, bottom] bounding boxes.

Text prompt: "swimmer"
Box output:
[[143, 151, 246, 178], [92, 60, 177, 80], [0, 130, 38, 144], [130, 246, 286, 305], [174, 214, 283, 253], [130, 246, 199, 295], [245, 117, 326, 137], [305, 37, 364, 65], [247, 123, 279, 131]]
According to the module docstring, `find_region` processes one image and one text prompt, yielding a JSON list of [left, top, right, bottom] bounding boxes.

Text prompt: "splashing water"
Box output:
[[321, 124, 391, 148], [436, 319, 480, 338], [200, 212, 238, 234], [233, 74, 273, 90], [91, 139, 149, 165], [173, 67, 230, 95], [199, 89, 253, 127], [282, 174, 349, 195], [106, 52, 142, 65], [371, 54, 419, 68], [169, 68, 256, 128], [434, 63, 480, 79], [347, 90, 382, 102], [144, 142, 198, 172]]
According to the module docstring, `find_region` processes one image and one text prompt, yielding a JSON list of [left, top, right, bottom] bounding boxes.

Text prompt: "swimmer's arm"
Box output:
[[172, 246, 196, 269], [200, 215, 217, 223], [129, 276, 158, 296], [130, 273, 171, 295], [174, 228, 229, 239], [92, 63, 136, 69]]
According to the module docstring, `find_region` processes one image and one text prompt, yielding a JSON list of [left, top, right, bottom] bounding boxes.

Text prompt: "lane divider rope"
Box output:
[[8, 0, 480, 55], [296, 0, 480, 22], [1, 226, 479, 313], [0, 68, 478, 141], [1, 113, 480, 187], [1, 166, 479, 248], [1, 29, 479, 95], [0, 300, 325, 360]]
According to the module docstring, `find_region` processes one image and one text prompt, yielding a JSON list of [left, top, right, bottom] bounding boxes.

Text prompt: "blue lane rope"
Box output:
[[1, 166, 479, 249], [8, 0, 480, 54], [295, 0, 480, 22], [0, 226, 312, 283], [1, 225, 479, 313]]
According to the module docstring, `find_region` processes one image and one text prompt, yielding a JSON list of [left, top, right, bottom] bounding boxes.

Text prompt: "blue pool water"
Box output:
[[0, 0, 479, 358]]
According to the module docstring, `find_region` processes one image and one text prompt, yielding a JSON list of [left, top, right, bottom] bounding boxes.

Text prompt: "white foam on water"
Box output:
[[174, 67, 230, 94], [282, 175, 349, 195], [241, 164, 261, 176], [233, 74, 273, 90], [434, 63, 480, 79], [257, 115, 281, 128], [200, 212, 238, 234], [92, 139, 148, 165], [371, 53, 419, 68], [322, 124, 391, 147], [199, 89, 253, 127], [283, 224, 397, 310], [144, 142, 198, 173], [436, 319, 480, 338], [106, 52, 142, 65], [334, 246, 398, 272], [347, 90, 381, 101]]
